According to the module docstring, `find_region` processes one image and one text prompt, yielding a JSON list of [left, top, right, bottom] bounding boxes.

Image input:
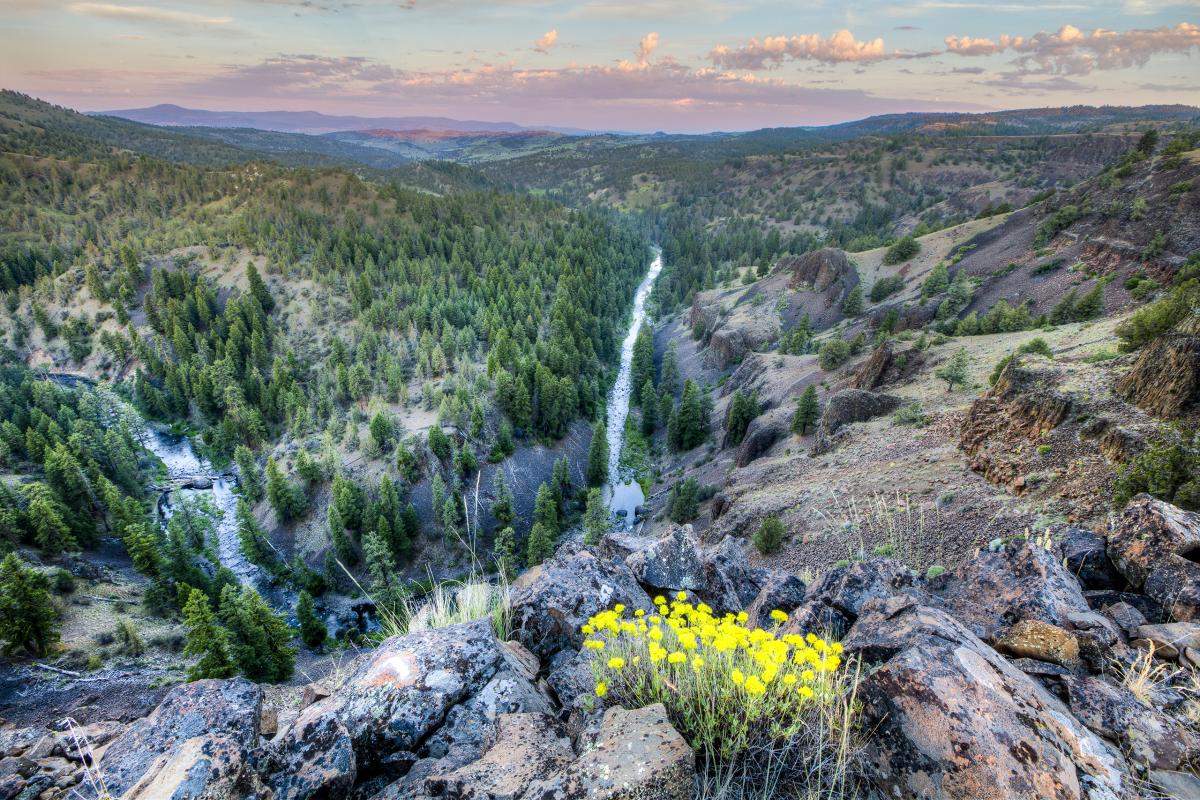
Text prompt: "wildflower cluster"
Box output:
[[581, 591, 854, 766]]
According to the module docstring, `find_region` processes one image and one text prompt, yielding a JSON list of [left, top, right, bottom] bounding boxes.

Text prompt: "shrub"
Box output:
[[52, 568, 76, 594], [935, 348, 969, 392], [581, 593, 859, 797], [925, 565, 945, 580], [116, 618, 145, 656], [869, 275, 905, 303], [753, 516, 785, 554], [892, 402, 927, 427], [818, 339, 852, 371], [0, 554, 60, 656], [1018, 338, 1053, 359], [668, 478, 701, 523], [841, 286, 864, 316], [1113, 431, 1200, 510], [1116, 279, 1199, 351], [883, 236, 920, 265]]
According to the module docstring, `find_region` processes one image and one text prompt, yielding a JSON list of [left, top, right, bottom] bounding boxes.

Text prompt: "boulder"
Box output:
[[734, 413, 788, 467], [1063, 675, 1196, 770], [928, 542, 1091, 642], [1151, 769, 1200, 800], [744, 571, 807, 629], [698, 535, 768, 613], [508, 551, 654, 661], [521, 704, 694, 800], [1132, 622, 1200, 659], [781, 558, 921, 640], [1107, 496, 1200, 621], [995, 620, 1080, 668], [98, 678, 263, 800], [596, 532, 653, 564], [424, 713, 574, 799], [1100, 601, 1147, 636], [1050, 525, 1121, 590], [845, 597, 1127, 800], [295, 618, 552, 789], [624, 524, 705, 595], [265, 705, 355, 800], [811, 389, 901, 455], [849, 341, 893, 390]]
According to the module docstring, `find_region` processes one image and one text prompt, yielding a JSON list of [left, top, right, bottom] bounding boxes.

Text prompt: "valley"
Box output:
[[0, 86, 1198, 800]]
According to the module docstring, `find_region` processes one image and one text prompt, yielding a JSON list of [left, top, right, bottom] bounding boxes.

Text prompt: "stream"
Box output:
[[604, 248, 662, 528]]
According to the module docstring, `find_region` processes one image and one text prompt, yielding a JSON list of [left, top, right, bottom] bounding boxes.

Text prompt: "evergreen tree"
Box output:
[[842, 285, 864, 316], [369, 412, 394, 452], [922, 263, 949, 297], [428, 426, 452, 461], [327, 504, 356, 566], [583, 488, 609, 546], [297, 590, 326, 648], [533, 482, 559, 533], [265, 456, 306, 521], [630, 325, 655, 404], [0, 553, 59, 656], [182, 588, 235, 680], [234, 446, 262, 503], [660, 340, 680, 397], [219, 584, 295, 683], [1074, 283, 1105, 320], [363, 530, 406, 619], [25, 484, 76, 554], [235, 499, 270, 567], [492, 471, 514, 527], [753, 516, 785, 555], [935, 348, 970, 392], [791, 385, 820, 435], [586, 420, 609, 487], [493, 526, 517, 580], [640, 380, 658, 435], [670, 380, 707, 452], [526, 522, 555, 566], [725, 390, 760, 446]]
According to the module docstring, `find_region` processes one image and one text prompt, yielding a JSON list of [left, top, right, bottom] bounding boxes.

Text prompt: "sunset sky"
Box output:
[[1, 0, 1198, 132]]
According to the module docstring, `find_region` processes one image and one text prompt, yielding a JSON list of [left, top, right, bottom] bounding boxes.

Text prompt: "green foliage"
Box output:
[[725, 390, 760, 447], [1034, 204, 1082, 247], [265, 456, 307, 522], [1113, 430, 1200, 511], [668, 478, 701, 523], [892, 402, 927, 427], [817, 339, 851, 371], [493, 526, 517, 580], [1116, 278, 1199, 351], [182, 588, 235, 681], [0, 553, 59, 656], [869, 275, 905, 303], [639, 380, 658, 436], [659, 340, 680, 397], [791, 385, 820, 435], [630, 325, 655, 405], [587, 420, 609, 487], [219, 584, 295, 682], [525, 522, 555, 566], [234, 446, 263, 503], [297, 590, 326, 648], [921, 263, 949, 297], [669, 379, 708, 452], [583, 487, 609, 546], [491, 470, 514, 527], [883, 236, 920, 265], [841, 286, 864, 317], [935, 348, 970, 391], [752, 516, 785, 555]]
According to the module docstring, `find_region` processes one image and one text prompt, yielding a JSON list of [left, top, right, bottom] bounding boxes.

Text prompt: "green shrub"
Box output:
[[52, 568, 76, 594], [1034, 204, 1082, 247], [869, 275, 905, 303], [0, 554, 60, 657], [883, 236, 920, 265], [1113, 431, 1200, 510], [1116, 279, 1199, 351], [925, 565, 945, 580], [668, 478, 701, 523], [817, 339, 852, 371], [753, 516, 785, 554], [892, 402, 927, 427]]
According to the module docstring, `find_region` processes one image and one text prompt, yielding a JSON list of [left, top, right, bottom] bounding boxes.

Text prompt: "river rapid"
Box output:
[[604, 248, 662, 527]]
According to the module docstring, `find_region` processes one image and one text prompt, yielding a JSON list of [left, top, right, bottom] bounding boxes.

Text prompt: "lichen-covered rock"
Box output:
[[1132, 622, 1200, 659], [521, 703, 694, 800], [996, 620, 1080, 668], [98, 678, 263, 800], [1108, 495, 1200, 621], [845, 597, 1126, 800], [781, 558, 921, 640], [624, 524, 705, 595], [424, 713, 574, 799], [928, 541, 1091, 642], [1063, 675, 1196, 771], [265, 704, 355, 800], [698, 535, 768, 613], [509, 551, 654, 661], [1051, 525, 1122, 590]]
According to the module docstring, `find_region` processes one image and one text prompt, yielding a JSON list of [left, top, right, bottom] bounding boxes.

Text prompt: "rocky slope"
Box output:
[[4, 495, 1200, 799]]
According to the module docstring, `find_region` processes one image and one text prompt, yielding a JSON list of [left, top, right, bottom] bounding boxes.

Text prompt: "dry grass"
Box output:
[[823, 492, 943, 572], [1115, 644, 1172, 705]]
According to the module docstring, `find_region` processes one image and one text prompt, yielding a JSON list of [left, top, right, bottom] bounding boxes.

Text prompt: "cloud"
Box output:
[[636, 32, 660, 64], [67, 2, 233, 27], [709, 30, 891, 69], [946, 22, 1200, 75], [534, 29, 558, 53]]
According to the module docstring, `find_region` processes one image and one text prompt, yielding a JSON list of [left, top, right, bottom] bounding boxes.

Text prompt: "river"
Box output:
[[604, 248, 662, 527]]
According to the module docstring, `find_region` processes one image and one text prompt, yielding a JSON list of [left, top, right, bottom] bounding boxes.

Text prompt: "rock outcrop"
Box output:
[[1116, 315, 1200, 418], [1107, 495, 1200, 621], [811, 389, 901, 455]]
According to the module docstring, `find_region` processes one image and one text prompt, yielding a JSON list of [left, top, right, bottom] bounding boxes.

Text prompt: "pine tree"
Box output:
[[0, 553, 59, 656], [235, 499, 269, 567], [297, 590, 326, 648], [630, 325, 655, 404], [583, 488, 609, 546], [660, 340, 680, 397], [526, 522, 554, 566], [725, 390, 760, 446], [491, 471, 514, 527], [182, 588, 235, 680], [493, 526, 517, 580], [670, 380, 707, 452], [935, 348, 970, 392], [219, 584, 295, 683], [842, 285, 864, 316], [640, 380, 657, 435], [363, 530, 406, 619], [533, 482, 559, 533], [922, 263, 949, 297], [586, 420, 609, 487], [25, 484, 76, 554], [266, 457, 305, 521], [791, 385, 820, 435], [369, 412, 394, 452], [234, 446, 262, 503]]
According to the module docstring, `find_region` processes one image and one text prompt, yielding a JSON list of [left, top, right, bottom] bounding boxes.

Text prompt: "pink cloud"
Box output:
[[709, 30, 889, 69], [534, 29, 558, 53], [947, 22, 1200, 74]]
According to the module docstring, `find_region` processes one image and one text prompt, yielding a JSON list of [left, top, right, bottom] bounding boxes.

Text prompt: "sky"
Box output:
[[1, 0, 1198, 133]]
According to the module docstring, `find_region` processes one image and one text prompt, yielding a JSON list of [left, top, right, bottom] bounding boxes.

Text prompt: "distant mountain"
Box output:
[[94, 104, 593, 136]]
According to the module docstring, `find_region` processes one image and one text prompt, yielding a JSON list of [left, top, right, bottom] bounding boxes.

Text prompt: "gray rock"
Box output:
[[625, 524, 705, 595], [98, 678, 263, 800], [781, 557, 920, 640], [265, 705, 355, 800], [699, 535, 768, 613], [520, 703, 694, 800], [424, 713, 574, 800], [1150, 770, 1200, 800], [1107, 496, 1200, 622], [811, 389, 901, 455], [744, 570, 807, 629], [1064, 675, 1197, 770], [1101, 601, 1147, 636], [1050, 524, 1121, 590], [508, 551, 653, 661]]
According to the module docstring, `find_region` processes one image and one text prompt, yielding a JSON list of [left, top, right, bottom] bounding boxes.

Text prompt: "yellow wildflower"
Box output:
[[595, 682, 608, 698], [607, 657, 625, 670], [770, 609, 789, 624]]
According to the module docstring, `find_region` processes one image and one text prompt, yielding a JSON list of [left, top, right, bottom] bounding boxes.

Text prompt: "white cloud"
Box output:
[[709, 30, 890, 68], [68, 2, 233, 27], [534, 29, 558, 53]]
